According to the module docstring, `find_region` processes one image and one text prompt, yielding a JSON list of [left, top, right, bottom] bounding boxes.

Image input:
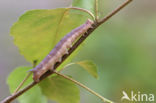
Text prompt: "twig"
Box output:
[[0, 0, 133, 103], [98, 0, 133, 25], [95, 0, 99, 22], [13, 72, 32, 94], [69, 7, 95, 21], [54, 71, 114, 103], [58, 62, 75, 72], [12, 59, 37, 94], [0, 82, 37, 103]]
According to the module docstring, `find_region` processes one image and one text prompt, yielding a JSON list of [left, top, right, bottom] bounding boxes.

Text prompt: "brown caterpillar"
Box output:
[[32, 19, 94, 82]]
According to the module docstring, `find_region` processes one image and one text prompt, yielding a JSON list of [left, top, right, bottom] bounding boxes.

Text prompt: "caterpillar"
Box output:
[[32, 19, 94, 82]]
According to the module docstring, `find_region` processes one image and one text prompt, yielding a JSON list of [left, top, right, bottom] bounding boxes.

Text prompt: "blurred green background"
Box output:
[[0, 0, 156, 103]]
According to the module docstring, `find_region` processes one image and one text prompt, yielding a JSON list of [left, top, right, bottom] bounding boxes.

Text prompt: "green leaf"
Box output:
[[72, 0, 95, 15], [7, 66, 47, 103], [76, 60, 98, 79], [39, 75, 80, 103], [10, 8, 89, 66]]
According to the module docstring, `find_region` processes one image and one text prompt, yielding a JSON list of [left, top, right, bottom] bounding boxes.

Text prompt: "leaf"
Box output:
[[72, 0, 96, 15], [39, 75, 80, 103], [76, 60, 98, 79], [10, 8, 89, 66], [7, 66, 47, 103]]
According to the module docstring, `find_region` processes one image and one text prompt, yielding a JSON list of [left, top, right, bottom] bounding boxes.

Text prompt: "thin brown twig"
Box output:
[[12, 58, 38, 94], [69, 7, 95, 21], [13, 72, 32, 94], [95, 0, 99, 22], [0, 0, 133, 103], [98, 0, 133, 26]]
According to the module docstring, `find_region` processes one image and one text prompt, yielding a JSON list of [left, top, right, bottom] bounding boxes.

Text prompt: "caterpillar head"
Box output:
[[32, 70, 41, 82]]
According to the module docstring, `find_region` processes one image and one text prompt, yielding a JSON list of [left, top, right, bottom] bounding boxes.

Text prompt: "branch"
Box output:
[[0, 0, 133, 103], [98, 0, 133, 25]]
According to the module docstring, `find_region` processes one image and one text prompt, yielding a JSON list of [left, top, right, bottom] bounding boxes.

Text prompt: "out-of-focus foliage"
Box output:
[[72, 17, 156, 102]]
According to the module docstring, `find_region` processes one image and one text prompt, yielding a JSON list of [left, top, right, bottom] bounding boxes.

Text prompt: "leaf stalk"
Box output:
[[54, 71, 114, 103]]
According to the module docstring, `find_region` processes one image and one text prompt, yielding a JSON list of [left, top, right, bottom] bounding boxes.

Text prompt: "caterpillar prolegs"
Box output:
[[32, 19, 94, 82]]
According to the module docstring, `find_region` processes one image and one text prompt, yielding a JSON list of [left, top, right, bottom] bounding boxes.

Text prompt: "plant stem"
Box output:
[[12, 60, 37, 94], [13, 72, 32, 94], [54, 71, 114, 103], [98, 0, 133, 25], [0, 82, 37, 103], [95, 0, 99, 22], [69, 7, 96, 21], [59, 62, 75, 72], [0, 0, 133, 103]]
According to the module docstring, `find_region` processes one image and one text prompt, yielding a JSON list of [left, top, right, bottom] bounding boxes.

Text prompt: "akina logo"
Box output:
[[121, 91, 154, 102]]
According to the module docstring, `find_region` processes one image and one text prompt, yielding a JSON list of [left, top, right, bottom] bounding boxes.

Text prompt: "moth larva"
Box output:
[[32, 19, 94, 82]]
